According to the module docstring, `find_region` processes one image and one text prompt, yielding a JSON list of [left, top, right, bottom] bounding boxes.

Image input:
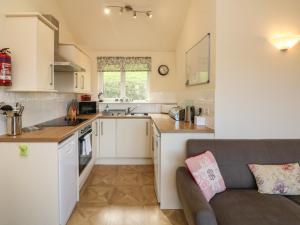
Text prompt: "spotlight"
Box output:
[[133, 11, 137, 19], [104, 7, 111, 15]]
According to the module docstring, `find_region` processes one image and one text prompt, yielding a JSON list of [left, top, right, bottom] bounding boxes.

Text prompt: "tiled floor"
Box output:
[[67, 165, 188, 225]]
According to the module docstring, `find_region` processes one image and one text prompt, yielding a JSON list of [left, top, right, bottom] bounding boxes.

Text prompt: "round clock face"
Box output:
[[158, 65, 169, 76]]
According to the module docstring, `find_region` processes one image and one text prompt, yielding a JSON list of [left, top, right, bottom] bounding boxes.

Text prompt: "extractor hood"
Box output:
[[42, 15, 86, 73], [54, 50, 86, 73]]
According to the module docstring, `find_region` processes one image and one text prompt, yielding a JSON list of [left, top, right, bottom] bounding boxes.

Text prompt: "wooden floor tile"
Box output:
[[67, 165, 187, 225]]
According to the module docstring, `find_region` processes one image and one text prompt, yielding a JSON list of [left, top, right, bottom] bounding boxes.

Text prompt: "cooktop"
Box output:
[[37, 117, 88, 127]]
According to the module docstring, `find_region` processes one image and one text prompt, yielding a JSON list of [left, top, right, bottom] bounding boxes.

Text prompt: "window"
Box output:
[[98, 57, 151, 101]]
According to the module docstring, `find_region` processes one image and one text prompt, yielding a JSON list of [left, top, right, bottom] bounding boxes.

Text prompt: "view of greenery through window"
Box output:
[[103, 71, 148, 100], [103, 72, 121, 98]]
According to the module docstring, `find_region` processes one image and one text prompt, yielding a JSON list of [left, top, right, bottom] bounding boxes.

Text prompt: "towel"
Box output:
[[84, 134, 92, 156]]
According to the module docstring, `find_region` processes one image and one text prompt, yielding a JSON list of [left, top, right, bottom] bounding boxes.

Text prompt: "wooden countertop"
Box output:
[[0, 113, 214, 143], [150, 114, 214, 134]]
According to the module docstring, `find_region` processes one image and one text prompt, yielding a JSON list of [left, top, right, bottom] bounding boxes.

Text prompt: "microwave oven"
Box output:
[[78, 101, 97, 114]]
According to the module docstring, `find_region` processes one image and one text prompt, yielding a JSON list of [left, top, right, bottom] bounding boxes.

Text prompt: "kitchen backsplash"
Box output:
[[0, 88, 75, 135]]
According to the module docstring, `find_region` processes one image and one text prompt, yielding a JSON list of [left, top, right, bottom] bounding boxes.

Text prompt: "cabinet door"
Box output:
[[92, 119, 100, 161], [58, 135, 78, 225], [99, 119, 116, 158], [116, 119, 150, 158], [37, 20, 55, 90]]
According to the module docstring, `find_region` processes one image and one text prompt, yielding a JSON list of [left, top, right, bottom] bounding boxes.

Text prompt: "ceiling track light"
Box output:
[[104, 5, 152, 19]]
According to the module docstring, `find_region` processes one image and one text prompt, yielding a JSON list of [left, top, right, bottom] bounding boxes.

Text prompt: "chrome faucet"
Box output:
[[126, 105, 138, 115]]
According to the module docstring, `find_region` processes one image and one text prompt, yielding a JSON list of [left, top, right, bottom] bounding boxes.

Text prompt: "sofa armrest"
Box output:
[[176, 167, 218, 225]]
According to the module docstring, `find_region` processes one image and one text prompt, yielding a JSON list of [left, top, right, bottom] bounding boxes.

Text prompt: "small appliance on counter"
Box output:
[[185, 106, 195, 123], [79, 101, 97, 114], [0, 102, 24, 136], [169, 106, 185, 121]]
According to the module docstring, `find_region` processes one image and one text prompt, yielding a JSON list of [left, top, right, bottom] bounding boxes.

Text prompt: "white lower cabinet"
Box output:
[[117, 119, 150, 158], [58, 135, 78, 225], [92, 119, 100, 162], [99, 119, 117, 158], [0, 134, 79, 225], [98, 118, 151, 160]]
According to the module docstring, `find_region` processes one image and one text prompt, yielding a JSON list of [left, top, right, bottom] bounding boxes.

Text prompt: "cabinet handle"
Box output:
[[81, 75, 84, 89], [75, 73, 78, 88], [152, 136, 154, 152], [83, 76, 85, 89], [95, 121, 98, 136], [146, 122, 149, 136], [50, 64, 54, 86], [101, 121, 104, 135]]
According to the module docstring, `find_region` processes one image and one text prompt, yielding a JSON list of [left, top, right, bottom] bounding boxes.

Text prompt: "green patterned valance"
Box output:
[[97, 57, 152, 72]]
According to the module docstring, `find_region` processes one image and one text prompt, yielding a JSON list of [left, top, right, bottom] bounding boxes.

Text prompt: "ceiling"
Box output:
[[57, 0, 191, 51]]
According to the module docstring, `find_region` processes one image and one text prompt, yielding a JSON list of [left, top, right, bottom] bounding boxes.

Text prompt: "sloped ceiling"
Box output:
[[57, 0, 190, 51]]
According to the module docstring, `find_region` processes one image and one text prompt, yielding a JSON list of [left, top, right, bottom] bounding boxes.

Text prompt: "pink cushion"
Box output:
[[185, 151, 226, 201]]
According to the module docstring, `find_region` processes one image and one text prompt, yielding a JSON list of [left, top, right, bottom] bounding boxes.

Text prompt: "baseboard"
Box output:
[[95, 158, 153, 165]]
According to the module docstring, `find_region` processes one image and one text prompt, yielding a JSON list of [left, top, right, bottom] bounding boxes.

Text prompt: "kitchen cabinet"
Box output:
[[116, 119, 150, 158], [99, 119, 117, 158], [152, 123, 161, 202], [4, 13, 57, 92], [97, 118, 151, 163], [92, 119, 100, 161], [54, 71, 86, 93], [58, 135, 78, 225], [0, 134, 78, 225]]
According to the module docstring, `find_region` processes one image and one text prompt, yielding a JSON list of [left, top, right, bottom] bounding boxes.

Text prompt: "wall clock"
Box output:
[[158, 65, 169, 76]]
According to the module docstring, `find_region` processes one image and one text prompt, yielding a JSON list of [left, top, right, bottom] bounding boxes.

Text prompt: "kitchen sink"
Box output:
[[101, 110, 149, 117], [102, 109, 126, 116], [129, 113, 149, 116]]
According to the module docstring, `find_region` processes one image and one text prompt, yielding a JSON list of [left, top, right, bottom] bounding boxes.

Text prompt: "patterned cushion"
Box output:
[[248, 163, 300, 195], [185, 151, 226, 201]]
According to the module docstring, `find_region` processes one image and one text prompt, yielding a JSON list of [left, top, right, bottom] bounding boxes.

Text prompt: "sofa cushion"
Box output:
[[186, 151, 226, 201], [249, 163, 300, 195], [210, 189, 300, 225], [186, 140, 300, 189], [286, 195, 300, 205]]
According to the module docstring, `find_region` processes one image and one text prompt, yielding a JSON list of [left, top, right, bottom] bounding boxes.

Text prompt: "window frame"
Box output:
[[99, 70, 150, 102]]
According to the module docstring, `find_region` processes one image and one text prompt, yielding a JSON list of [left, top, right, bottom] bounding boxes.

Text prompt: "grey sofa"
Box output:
[[176, 140, 300, 225]]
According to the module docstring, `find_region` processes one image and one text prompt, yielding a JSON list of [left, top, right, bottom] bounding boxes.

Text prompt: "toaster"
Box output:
[[168, 107, 185, 121]]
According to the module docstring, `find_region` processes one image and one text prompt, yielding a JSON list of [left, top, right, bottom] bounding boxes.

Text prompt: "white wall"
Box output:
[[175, 0, 216, 128], [89, 51, 178, 103], [215, 0, 300, 138], [0, 0, 77, 135]]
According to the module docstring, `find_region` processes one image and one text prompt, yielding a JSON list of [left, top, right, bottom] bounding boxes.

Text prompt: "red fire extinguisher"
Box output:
[[0, 48, 12, 86]]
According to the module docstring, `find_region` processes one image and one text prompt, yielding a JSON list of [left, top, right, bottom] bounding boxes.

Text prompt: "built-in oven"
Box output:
[[78, 124, 93, 175]]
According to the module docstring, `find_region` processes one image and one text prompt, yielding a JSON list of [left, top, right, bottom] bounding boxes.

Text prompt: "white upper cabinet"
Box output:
[[4, 13, 57, 92]]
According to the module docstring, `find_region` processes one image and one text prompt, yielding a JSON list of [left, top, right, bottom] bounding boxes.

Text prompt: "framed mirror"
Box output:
[[185, 33, 210, 86]]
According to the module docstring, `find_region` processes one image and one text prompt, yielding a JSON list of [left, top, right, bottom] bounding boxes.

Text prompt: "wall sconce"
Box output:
[[271, 35, 300, 51]]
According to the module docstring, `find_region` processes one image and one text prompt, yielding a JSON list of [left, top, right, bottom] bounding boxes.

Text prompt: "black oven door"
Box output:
[[78, 130, 93, 175]]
